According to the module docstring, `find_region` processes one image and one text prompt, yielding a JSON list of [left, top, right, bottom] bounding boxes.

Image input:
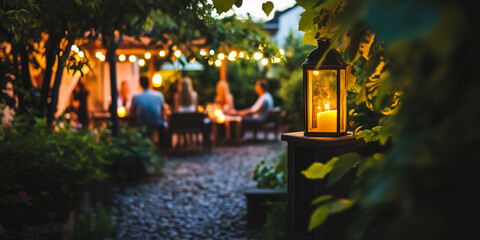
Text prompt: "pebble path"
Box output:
[[111, 141, 285, 240]]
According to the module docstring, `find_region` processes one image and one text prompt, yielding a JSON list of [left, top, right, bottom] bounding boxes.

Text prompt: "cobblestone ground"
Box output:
[[111, 141, 285, 240]]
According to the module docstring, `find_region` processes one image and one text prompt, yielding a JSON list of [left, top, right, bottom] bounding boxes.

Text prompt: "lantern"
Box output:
[[302, 38, 347, 137]]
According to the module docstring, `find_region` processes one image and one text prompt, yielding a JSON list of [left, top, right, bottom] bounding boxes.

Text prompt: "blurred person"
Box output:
[[72, 81, 89, 127], [214, 80, 234, 112], [117, 80, 131, 111], [231, 79, 273, 124], [131, 76, 167, 148], [174, 76, 197, 112]]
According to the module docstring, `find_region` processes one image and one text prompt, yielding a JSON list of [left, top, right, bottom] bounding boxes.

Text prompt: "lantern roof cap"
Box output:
[[302, 38, 347, 67]]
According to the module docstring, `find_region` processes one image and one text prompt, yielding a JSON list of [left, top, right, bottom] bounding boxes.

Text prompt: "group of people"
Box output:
[[125, 75, 273, 147]]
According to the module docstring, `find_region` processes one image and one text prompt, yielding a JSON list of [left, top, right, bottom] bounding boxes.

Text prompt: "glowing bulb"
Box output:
[[208, 59, 214, 65], [99, 55, 105, 61], [313, 71, 319, 76], [209, 49, 215, 55], [174, 50, 182, 58], [217, 53, 225, 60], [197, 105, 204, 112], [253, 52, 263, 60], [279, 49, 285, 56], [238, 52, 245, 58], [129, 55, 136, 62], [189, 57, 196, 62], [95, 51, 103, 58], [215, 60, 222, 67], [325, 103, 330, 111], [138, 59, 145, 66], [215, 109, 222, 117], [144, 52, 151, 59], [119, 54, 126, 61], [200, 49, 207, 56], [274, 57, 281, 63], [71, 45, 79, 53], [78, 51, 85, 58], [217, 114, 225, 124], [152, 74, 162, 87], [261, 58, 268, 65], [159, 50, 166, 57], [117, 106, 126, 118]]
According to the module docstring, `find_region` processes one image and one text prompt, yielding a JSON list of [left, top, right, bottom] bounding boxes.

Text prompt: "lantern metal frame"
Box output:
[[302, 38, 348, 137]]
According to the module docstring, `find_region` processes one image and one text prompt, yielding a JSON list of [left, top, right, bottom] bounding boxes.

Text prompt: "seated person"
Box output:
[[214, 80, 234, 112], [131, 76, 167, 147], [231, 79, 273, 124], [174, 76, 198, 113]]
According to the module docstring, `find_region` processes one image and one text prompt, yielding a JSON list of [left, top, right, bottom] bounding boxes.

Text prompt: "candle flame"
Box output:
[[325, 103, 330, 111]]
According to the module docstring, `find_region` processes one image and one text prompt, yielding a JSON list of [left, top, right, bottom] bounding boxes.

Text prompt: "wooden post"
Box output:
[[148, 55, 155, 88]]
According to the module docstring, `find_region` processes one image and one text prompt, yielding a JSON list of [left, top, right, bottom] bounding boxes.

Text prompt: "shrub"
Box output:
[[252, 150, 287, 189], [278, 70, 304, 131]]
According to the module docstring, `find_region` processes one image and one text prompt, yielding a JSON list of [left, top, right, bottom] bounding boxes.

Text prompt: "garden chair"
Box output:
[[168, 112, 211, 152], [243, 107, 281, 141]]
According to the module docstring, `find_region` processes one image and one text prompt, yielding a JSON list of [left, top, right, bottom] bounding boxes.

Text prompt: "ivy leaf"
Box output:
[[308, 205, 329, 231], [212, 0, 236, 14], [262, 1, 274, 17], [302, 157, 338, 179], [327, 153, 360, 188], [312, 195, 333, 205]]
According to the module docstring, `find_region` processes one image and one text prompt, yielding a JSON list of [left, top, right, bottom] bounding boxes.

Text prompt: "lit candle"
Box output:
[[117, 106, 126, 118], [316, 103, 337, 132]]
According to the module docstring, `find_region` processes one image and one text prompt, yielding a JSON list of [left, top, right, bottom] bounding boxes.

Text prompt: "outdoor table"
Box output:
[[211, 115, 242, 146]]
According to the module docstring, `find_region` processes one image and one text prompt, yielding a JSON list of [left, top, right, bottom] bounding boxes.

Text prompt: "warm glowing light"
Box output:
[[208, 59, 214, 65], [99, 55, 105, 61], [217, 114, 225, 123], [152, 74, 162, 87], [71, 45, 79, 53], [238, 51, 245, 58], [253, 52, 263, 60], [172, 45, 177, 51], [215, 60, 222, 67], [119, 54, 126, 61], [325, 103, 330, 111], [117, 106, 126, 118], [229, 51, 237, 58], [138, 59, 145, 66], [144, 52, 151, 59], [174, 50, 182, 58], [95, 51, 103, 58], [209, 49, 215, 55], [197, 105, 204, 112], [159, 50, 166, 57], [78, 51, 85, 58], [261, 58, 268, 65], [313, 71, 320, 76], [279, 49, 285, 56], [200, 49, 207, 56], [189, 57, 196, 62], [217, 53, 225, 60], [129, 55, 136, 62], [274, 57, 281, 63], [215, 109, 222, 117]]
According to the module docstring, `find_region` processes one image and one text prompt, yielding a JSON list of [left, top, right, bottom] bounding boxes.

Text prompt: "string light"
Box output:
[[95, 52, 103, 58], [129, 55, 136, 62], [208, 59, 214, 65], [152, 74, 162, 87], [217, 53, 225, 60], [71, 45, 79, 53], [279, 49, 285, 56], [119, 54, 126, 61], [228, 51, 237, 61], [144, 52, 151, 59], [209, 49, 215, 55], [253, 52, 263, 60], [99, 55, 105, 61], [138, 59, 145, 66], [200, 49, 207, 56], [159, 50, 166, 57], [261, 58, 268, 65], [238, 52, 245, 58], [273, 57, 281, 63], [174, 50, 182, 58], [215, 60, 222, 67], [78, 51, 85, 58]]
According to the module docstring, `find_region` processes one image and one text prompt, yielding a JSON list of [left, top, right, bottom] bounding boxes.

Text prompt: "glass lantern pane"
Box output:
[[340, 69, 346, 133], [307, 70, 337, 132]]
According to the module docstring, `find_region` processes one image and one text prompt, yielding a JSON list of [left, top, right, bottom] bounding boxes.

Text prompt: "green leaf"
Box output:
[[212, 0, 236, 14], [298, 10, 315, 32], [328, 198, 355, 213], [327, 153, 360, 187], [303, 28, 318, 46], [262, 1, 274, 17], [308, 205, 329, 231], [312, 195, 333, 205], [234, 0, 243, 8], [302, 158, 338, 179]]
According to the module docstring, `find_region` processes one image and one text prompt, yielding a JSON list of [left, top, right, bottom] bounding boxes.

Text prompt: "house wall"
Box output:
[[274, 5, 304, 47]]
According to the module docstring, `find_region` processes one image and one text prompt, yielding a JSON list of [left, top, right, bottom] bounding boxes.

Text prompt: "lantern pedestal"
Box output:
[[281, 132, 361, 240]]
